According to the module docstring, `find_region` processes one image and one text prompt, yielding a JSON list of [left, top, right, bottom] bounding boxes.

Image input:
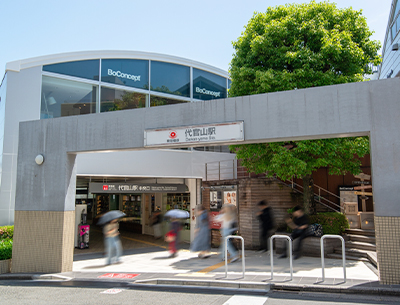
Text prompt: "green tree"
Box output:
[[229, 1, 380, 214]]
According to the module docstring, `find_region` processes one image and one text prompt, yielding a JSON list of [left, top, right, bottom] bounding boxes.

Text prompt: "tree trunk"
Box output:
[[302, 174, 316, 215]]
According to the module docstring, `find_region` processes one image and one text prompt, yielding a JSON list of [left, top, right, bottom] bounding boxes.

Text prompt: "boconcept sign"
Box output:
[[195, 87, 221, 98], [108, 69, 141, 82]]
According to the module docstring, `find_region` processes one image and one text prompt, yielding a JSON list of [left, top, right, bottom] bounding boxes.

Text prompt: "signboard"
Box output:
[[144, 121, 244, 147], [209, 211, 221, 229], [210, 191, 222, 210], [353, 185, 372, 191], [89, 183, 187, 194], [352, 181, 370, 185], [354, 191, 373, 196], [354, 173, 371, 180], [224, 191, 237, 205]]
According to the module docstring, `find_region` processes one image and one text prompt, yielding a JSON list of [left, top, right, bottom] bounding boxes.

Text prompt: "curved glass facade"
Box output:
[[41, 57, 229, 119], [379, 0, 400, 79]]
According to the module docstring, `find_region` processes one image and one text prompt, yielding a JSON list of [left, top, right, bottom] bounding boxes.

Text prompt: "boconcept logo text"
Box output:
[[195, 87, 221, 98], [108, 69, 141, 82]]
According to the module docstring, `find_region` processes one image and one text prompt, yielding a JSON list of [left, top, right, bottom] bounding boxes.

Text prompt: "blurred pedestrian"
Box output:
[[151, 207, 163, 239], [217, 204, 239, 262], [256, 200, 274, 254], [279, 205, 309, 260], [103, 219, 123, 265], [190, 204, 211, 258], [165, 217, 181, 258]]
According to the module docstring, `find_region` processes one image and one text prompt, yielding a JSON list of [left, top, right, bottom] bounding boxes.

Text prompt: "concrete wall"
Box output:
[[0, 67, 42, 224], [13, 78, 400, 284]]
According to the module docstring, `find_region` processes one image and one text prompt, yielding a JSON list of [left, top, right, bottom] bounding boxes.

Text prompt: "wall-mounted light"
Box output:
[[392, 43, 399, 51], [35, 154, 45, 165]]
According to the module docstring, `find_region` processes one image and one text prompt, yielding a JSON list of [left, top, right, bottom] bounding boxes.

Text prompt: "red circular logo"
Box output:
[[169, 131, 177, 139]]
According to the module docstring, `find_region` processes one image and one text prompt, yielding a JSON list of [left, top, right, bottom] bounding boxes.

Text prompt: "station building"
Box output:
[[379, 0, 400, 79], [0, 51, 236, 242]]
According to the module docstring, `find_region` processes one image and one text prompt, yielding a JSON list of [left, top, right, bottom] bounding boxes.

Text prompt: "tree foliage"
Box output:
[[229, 1, 381, 96], [229, 1, 379, 214]]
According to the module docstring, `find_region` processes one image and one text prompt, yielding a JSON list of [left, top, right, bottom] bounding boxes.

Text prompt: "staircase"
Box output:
[[327, 229, 377, 267]]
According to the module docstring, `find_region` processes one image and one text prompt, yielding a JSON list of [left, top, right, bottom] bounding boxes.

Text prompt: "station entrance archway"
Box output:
[[12, 78, 400, 284]]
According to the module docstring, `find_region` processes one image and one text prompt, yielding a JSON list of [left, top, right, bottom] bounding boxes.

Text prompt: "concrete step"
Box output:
[[344, 234, 376, 244], [345, 229, 375, 237], [326, 253, 369, 262], [345, 241, 376, 252], [334, 247, 370, 258], [367, 251, 378, 268]]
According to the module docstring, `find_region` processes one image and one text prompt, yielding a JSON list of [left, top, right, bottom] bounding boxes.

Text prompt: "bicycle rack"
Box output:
[[320, 235, 346, 283], [270, 235, 293, 281], [223, 235, 245, 279]]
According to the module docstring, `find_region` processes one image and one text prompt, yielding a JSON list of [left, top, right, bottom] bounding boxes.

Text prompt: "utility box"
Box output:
[[346, 214, 361, 229], [360, 212, 374, 230], [344, 202, 358, 215]]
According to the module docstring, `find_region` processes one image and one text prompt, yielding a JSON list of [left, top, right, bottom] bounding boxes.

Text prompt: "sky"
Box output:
[[0, 0, 393, 78]]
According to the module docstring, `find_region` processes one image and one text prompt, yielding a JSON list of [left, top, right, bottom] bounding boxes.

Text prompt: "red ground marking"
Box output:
[[98, 273, 139, 279]]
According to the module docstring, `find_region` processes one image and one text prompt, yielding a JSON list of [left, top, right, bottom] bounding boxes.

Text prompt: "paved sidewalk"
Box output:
[[1, 230, 399, 296]]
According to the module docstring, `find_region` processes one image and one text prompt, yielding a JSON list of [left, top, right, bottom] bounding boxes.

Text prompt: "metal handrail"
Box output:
[[270, 235, 293, 281], [273, 177, 343, 212], [320, 235, 346, 283], [223, 235, 245, 279], [289, 178, 342, 211]]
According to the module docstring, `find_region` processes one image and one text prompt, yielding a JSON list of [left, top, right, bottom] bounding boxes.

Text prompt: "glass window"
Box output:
[[101, 59, 149, 90], [395, 0, 400, 18], [397, 15, 400, 36], [150, 95, 189, 107], [41, 76, 98, 119], [391, 22, 397, 41], [150, 61, 190, 97], [100, 87, 147, 112], [193, 68, 227, 100], [43, 60, 99, 80]]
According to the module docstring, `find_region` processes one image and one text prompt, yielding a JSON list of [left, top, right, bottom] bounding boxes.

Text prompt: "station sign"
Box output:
[[144, 121, 244, 147], [89, 182, 188, 194]]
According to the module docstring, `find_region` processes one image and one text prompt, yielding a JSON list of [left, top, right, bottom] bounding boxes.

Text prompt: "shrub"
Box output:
[[0, 226, 14, 240], [0, 239, 12, 260], [310, 212, 349, 235]]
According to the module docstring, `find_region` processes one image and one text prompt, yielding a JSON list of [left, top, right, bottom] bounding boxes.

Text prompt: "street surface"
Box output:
[[0, 283, 398, 305]]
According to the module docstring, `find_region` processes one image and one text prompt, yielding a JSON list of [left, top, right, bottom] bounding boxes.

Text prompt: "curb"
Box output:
[[2, 273, 400, 297]]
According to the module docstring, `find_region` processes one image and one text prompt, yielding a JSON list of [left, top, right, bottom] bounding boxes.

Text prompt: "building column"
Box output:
[[375, 216, 400, 285], [12, 211, 75, 273]]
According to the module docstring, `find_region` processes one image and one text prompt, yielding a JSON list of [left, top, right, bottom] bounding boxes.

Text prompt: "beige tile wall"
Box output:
[[375, 216, 400, 285], [11, 210, 75, 273]]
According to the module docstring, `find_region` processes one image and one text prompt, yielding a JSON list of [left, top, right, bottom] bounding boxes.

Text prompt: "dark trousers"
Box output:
[[282, 229, 307, 255], [260, 229, 273, 251]]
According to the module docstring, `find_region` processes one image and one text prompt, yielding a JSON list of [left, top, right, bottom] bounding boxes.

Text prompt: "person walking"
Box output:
[[103, 219, 123, 265], [190, 204, 211, 258], [217, 204, 239, 262], [279, 205, 309, 260], [256, 200, 274, 254], [151, 208, 163, 239], [166, 217, 181, 258]]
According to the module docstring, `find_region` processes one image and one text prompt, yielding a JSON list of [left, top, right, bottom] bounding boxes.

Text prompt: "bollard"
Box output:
[[223, 235, 245, 279], [320, 234, 346, 283], [270, 235, 293, 281]]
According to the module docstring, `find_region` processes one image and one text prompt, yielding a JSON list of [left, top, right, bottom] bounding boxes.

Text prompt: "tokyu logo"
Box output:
[[108, 69, 141, 82], [195, 87, 221, 98]]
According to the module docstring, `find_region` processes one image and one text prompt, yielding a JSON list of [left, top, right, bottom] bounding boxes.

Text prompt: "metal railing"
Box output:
[[205, 159, 237, 181], [270, 235, 293, 281], [205, 159, 344, 212], [320, 235, 346, 283], [223, 235, 245, 279]]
